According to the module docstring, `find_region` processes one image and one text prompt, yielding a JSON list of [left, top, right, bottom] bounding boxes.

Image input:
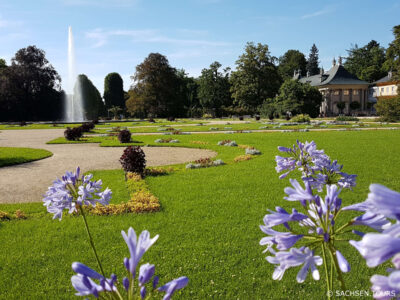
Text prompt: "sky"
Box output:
[[1, 0, 400, 94]]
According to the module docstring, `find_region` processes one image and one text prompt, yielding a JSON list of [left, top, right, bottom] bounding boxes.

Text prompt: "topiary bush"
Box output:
[[118, 129, 131, 143], [64, 127, 83, 141], [291, 114, 310, 123], [80, 122, 95, 132], [119, 146, 146, 176], [350, 101, 361, 111], [335, 116, 359, 122]]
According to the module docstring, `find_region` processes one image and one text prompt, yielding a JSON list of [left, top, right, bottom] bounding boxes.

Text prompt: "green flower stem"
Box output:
[[321, 243, 331, 300], [334, 221, 354, 235], [328, 245, 346, 291], [79, 205, 106, 277], [330, 257, 333, 294]]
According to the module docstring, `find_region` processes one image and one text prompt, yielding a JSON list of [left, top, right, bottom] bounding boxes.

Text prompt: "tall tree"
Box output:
[[0, 58, 6, 70], [74, 74, 104, 120], [103, 72, 125, 110], [306, 44, 320, 76], [175, 69, 200, 117], [230, 42, 282, 109], [266, 79, 323, 118], [198, 61, 232, 116], [0, 46, 63, 121], [128, 53, 182, 117], [278, 50, 307, 79], [344, 40, 386, 82], [384, 25, 400, 79]]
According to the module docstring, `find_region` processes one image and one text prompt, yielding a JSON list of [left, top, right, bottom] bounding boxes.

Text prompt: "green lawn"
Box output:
[[0, 147, 53, 167], [1, 130, 400, 299], [0, 119, 210, 130]]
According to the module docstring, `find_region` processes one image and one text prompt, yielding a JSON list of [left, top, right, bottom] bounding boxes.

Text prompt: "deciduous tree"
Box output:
[[266, 79, 322, 117], [198, 61, 232, 116], [278, 50, 307, 79], [384, 25, 400, 79], [230, 42, 282, 109], [0, 46, 63, 121], [344, 40, 386, 82], [130, 53, 182, 117]]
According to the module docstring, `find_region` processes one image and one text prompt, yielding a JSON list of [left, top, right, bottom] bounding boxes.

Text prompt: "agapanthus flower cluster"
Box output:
[[344, 184, 400, 299], [275, 140, 356, 191], [261, 140, 396, 298], [71, 227, 189, 299], [43, 167, 112, 220]]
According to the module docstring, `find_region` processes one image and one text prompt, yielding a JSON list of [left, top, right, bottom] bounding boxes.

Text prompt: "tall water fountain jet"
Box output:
[[64, 26, 84, 122]]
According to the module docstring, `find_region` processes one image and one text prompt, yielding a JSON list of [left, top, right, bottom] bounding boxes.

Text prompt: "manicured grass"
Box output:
[[0, 147, 52, 167], [1, 130, 400, 299], [0, 119, 210, 130]]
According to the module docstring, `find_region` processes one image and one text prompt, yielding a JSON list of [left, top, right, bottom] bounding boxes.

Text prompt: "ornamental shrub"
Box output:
[[118, 129, 131, 143], [375, 97, 400, 122], [350, 101, 361, 111], [119, 146, 146, 176], [64, 127, 83, 141], [290, 114, 310, 123], [335, 115, 359, 122], [80, 122, 95, 132]]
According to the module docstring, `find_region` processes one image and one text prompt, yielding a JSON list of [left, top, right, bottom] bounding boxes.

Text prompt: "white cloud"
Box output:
[[85, 28, 230, 48], [301, 7, 335, 19]]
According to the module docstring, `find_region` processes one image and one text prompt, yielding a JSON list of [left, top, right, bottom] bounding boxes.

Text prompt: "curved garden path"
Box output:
[[0, 129, 216, 204]]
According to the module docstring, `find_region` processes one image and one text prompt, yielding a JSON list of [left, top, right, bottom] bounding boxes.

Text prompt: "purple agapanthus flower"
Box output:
[[122, 227, 159, 276], [138, 263, 155, 286], [276, 141, 357, 191], [43, 167, 112, 220], [262, 207, 308, 227], [352, 212, 391, 232], [71, 227, 188, 299], [158, 277, 189, 300], [260, 227, 304, 250], [336, 250, 350, 273], [266, 247, 322, 283], [343, 184, 400, 220], [350, 228, 400, 267], [369, 254, 400, 300], [370, 273, 400, 300], [71, 262, 117, 298], [284, 179, 315, 202]]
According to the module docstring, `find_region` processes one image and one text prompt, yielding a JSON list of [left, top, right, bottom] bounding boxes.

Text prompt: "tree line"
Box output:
[[0, 24, 399, 121]]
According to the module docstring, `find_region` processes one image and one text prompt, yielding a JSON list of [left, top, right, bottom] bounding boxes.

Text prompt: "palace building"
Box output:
[[294, 57, 371, 116], [369, 71, 399, 103]]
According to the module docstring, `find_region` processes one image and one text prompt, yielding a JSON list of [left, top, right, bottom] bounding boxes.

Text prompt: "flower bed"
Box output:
[[155, 138, 179, 143], [217, 140, 237, 147], [186, 158, 225, 169]]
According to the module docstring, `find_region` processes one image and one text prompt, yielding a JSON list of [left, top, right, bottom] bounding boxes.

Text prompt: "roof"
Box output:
[[373, 73, 398, 85], [298, 64, 369, 87]]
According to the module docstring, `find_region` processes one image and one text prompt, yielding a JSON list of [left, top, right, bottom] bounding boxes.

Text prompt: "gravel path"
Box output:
[[0, 129, 216, 204]]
